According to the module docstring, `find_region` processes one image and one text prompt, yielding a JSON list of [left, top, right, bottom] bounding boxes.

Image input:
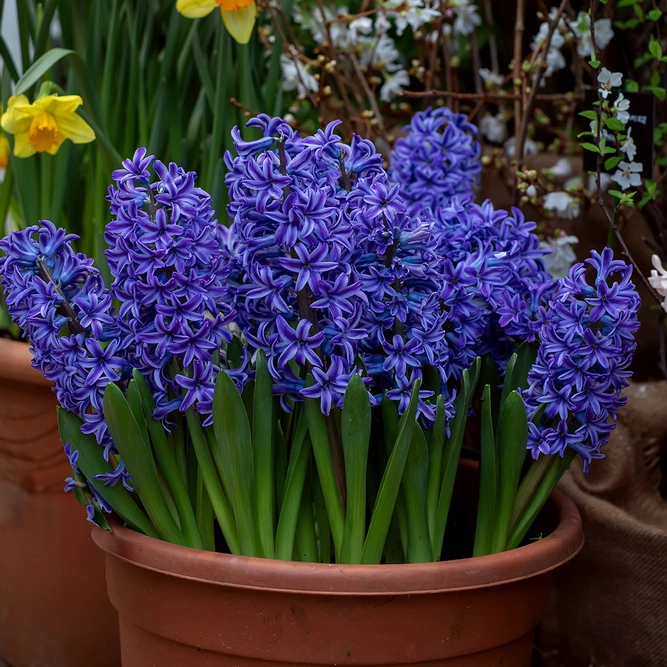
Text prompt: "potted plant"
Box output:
[[0, 3, 276, 663], [0, 108, 639, 665]]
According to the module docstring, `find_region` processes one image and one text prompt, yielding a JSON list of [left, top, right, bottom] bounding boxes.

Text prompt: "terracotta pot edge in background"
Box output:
[[0, 337, 51, 386]]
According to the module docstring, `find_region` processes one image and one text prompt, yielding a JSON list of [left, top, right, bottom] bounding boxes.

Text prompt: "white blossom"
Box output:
[[611, 160, 642, 190], [479, 68, 504, 88], [382, 0, 440, 36], [451, 0, 481, 36], [565, 173, 612, 193], [541, 233, 580, 279], [613, 92, 630, 125], [526, 184, 538, 198], [281, 54, 319, 99], [504, 136, 538, 157], [531, 20, 566, 78], [546, 158, 572, 179], [570, 13, 614, 57], [543, 191, 580, 219], [649, 255, 667, 313], [361, 33, 403, 72], [348, 17, 374, 44], [597, 67, 623, 99], [380, 69, 410, 102], [620, 126, 637, 162], [479, 112, 507, 143]]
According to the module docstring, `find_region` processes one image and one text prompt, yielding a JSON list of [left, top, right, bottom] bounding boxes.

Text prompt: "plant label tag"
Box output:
[[582, 90, 655, 178]]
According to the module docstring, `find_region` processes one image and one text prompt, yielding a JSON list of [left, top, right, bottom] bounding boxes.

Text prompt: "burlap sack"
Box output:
[[537, 381, 667, 667]]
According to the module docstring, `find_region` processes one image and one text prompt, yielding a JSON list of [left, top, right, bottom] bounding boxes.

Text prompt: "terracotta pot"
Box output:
[[94, 462, 583, 667], [0, 338, 120, 667]]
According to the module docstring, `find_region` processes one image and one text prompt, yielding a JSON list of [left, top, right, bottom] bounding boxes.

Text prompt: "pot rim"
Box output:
[[0, 337, 51, 386], [93, 485, 583, 595]]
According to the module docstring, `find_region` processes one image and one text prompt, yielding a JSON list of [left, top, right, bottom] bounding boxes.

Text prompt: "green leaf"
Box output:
[[402, 423, 431, 563], [426, 395, 446, 540], [361, 380, 421, 564], [500, 353, 518, 407], [253, 350, 275, 559], [510, 343, 537, 391], [507, 450, 576, 550], [605, 117, 626, 132], [275, 411, 310, 560], [431, 364, 478, 561], [133, 370, 203, 550], [491, 391, 528, 553], [185, 408, 241, 554], [581, 142, 600, 153], [213, 369, 262, 557], [589, 59, 600, 69], [473, 385, 497, 557], [648, 8, 662, 20], [649, 38, 663, 59], [579, 110, 598, 120], [340, 374, 371, 564], [14, 47, 74, 96], [57, 408, 157, 538], [103, 383, 187, 545], [604, 156, 622, 170], [304, 389, 345, 558], [626, 80, 640, 92]]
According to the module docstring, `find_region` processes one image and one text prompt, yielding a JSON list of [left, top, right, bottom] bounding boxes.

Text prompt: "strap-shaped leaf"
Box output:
[[491, 390, 528, 553], [14, 47, 74, 95], [426, 396, 446, 540], [103, 383, 186, 545], [253, 350, 275, 559], [431, 367, 476, 561], [473, 385, 497, 557], [361, 379, 421, 564], [305, 389, 345, 558], [212, 369, 261, 557], [57, 408, 157, 538], [133, 370, 203, 550], [340, 374, 371, 564], [499, 353, 518, 408], [402, 423, 431, 563], [274, 412, 310, 560]]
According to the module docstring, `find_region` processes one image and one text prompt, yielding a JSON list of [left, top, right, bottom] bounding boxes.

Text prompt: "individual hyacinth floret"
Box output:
[[524, 248, 640, 470], [224, 114, 486, 422], [390, 107, 481, 216]]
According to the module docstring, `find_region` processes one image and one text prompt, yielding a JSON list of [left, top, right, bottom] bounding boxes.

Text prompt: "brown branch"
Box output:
[[515, 0, 569, 172], [401, 90, 582, 102], [512, 0, 526, 177]]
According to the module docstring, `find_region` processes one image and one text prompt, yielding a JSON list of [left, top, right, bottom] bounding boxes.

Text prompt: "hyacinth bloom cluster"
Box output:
[[389, 107, 481, 217], [224, 114, 486, 421], [524, 249, 640, 470], [105, 148, 233, 424], [431, 197, 556, 364], [0, 220, 129, 515]]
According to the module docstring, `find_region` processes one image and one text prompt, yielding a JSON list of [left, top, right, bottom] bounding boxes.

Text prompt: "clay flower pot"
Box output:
[[93, 464, 583, 667], [0, 338, 120, 667]]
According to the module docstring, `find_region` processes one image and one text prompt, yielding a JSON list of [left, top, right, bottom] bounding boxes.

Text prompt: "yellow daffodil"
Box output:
[[176, 0, 257, 44], [0, 133, 9, 170], [0, 94, 95, 158]]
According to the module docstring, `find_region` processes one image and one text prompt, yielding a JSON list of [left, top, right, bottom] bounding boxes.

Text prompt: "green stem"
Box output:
[[196, 468, 215, 551], [295, 479, 318, 562], [40, 153, 52, 220]]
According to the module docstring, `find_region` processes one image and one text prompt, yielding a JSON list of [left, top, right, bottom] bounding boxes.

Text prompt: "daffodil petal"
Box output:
[[1, 95, 33, 134], [40, 94, 83, 116], [56, 112, 96, 145], [221, 3, 257, 44], [176, 0, 218, 18], [13, 131, 36, 158]]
